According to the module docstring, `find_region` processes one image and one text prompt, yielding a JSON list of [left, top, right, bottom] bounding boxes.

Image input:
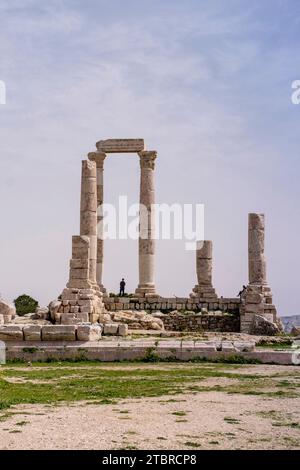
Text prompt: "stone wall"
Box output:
[[104, 296, 241, 314], [161, 313, 240, 333], [0, 324, 128, 341]]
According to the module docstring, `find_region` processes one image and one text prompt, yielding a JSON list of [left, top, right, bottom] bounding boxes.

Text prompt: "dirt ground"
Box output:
[[0, 364, 299, 450]]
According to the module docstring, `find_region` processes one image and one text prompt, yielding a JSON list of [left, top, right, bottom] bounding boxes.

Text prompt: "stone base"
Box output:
[[240, 284, 278, 334], [50, 287, 105, 325], [190, 285, 218, 301], [135, 284, 157, 297]]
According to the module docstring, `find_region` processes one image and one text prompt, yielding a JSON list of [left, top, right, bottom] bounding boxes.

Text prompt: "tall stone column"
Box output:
[[190, 241, 217, 300], [248, 213, 267, 285], [135, 151, 157, 297], [88, 151, 106, 293], [80, 160, 97, 286]]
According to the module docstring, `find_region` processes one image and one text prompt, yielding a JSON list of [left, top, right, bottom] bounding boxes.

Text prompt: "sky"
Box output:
[[0, 0, 299, 315]]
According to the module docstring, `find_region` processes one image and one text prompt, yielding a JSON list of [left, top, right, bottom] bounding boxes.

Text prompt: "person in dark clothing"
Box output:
[[237, 285, 247, 300], [119, 278, 126, 296]]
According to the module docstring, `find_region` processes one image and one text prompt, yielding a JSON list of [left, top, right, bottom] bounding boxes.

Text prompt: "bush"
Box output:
[[14, 294, 39, 316]]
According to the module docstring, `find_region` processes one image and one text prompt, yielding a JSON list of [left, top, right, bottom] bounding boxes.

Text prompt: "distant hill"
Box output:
[[280, 315, 300, 333]]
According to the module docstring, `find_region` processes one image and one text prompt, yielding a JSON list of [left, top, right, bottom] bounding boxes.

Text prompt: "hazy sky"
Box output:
[[0, 0, 299, 315]]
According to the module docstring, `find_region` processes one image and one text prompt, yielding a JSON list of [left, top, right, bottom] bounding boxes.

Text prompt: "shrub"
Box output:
[[14, 294, 38, 316]]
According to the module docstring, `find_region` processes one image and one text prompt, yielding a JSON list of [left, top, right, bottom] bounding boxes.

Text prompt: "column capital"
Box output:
[[88, 151, 107, 169], [138, 150, 157, 169]]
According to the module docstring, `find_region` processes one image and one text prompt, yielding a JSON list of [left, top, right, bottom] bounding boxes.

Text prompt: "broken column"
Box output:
[[240, 213, 278, 334], [88, 151, 107, 294], [51, 160, 104, 325], [135, 151, 157, 297], [190, 241, 218, 301]]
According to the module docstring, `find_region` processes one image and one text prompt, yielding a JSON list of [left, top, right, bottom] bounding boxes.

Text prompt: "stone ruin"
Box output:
[[1, 139, 281, 337]]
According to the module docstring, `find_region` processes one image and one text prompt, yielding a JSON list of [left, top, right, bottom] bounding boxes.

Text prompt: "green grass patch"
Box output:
[[0, 361, 298, 411]]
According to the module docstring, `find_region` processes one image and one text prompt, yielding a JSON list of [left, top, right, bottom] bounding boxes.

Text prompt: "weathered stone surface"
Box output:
[[42, 325, 76, 341], [35, 307, 49, 320], [0, 325, 23, 341], [96, 138, 144, 153], [99, 313, 112, 324], [291, 326, 300, 337], [111, 310, 164, 330], [77, 324, 102, 341], [80, 160, 97, 285], [103, 324, 119, 335], [23, 325, 42, 341], [118, 324, 128, 336], [233, 341, 255, 352], [49, 300, 62, 323], [71, 236, 90, 260], [196, 241, 213, 285], [221, 341, 236, 352], [250, 315, 279, 336], [0, 300, 16, 319], [0, 314, 4, 325], [11, 315, 51, 326], [161, 312, 240, 333], [248, 213, 267, 285], [135, 151, 157, 297]]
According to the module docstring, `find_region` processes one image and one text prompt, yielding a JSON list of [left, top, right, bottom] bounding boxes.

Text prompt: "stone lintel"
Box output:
[[96, 139, 145, 153]]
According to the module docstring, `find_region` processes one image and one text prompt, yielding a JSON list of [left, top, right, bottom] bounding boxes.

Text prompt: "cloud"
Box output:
[[0, 0, 299, 315]]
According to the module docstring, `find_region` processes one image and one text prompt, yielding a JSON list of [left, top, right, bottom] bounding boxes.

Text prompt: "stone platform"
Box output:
[[3, 339, 300, 365]]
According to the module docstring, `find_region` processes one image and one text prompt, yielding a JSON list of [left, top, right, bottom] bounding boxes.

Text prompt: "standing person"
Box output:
[[237, 285, 247, 300], [119, 278, 126, 296]]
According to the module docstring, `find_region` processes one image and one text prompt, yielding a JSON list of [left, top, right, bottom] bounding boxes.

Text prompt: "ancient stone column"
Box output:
[[197, 241, 213, 286], [190, 241, 217, 300], [248, 213, 267, 285], [67, 235, 91, 289], [88, 151, 106, 293], [135, 151, 157, 296], [80, 160, 97, 285], [240, 213, 277, 333]]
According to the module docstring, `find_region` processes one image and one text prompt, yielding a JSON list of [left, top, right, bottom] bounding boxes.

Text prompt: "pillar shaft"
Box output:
[[196, 241, 213, 286], [88, 152, 106, 292], [136, 151, 157, 296], [190, 240, 217, 300], [248, 213, 267, 285], [80, 160, 97, 285]]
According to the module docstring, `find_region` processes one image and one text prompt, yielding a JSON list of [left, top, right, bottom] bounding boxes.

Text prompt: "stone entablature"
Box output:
[[96, 139, 145, 153]]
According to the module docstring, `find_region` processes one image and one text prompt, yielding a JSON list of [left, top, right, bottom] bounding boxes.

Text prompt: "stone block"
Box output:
[[98, 313, 112, 324], [233, 341, 255, 352], [0, 300, 16, 318], [0, 325, 24, 341], [42, 325, 76, 341], [69, 268, 89, 280], [221, 341, 236, 352], [0, 314, 4, 325], [103, 323, 119, 335], [118, 324, 128, 336], [70, 259, 89, 269], [61, 312, 77, 325], [23, 325, 42, 341], [77, 324, 102, 341], [96, 138, 144, 153], [89, 313, 99, 323]]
